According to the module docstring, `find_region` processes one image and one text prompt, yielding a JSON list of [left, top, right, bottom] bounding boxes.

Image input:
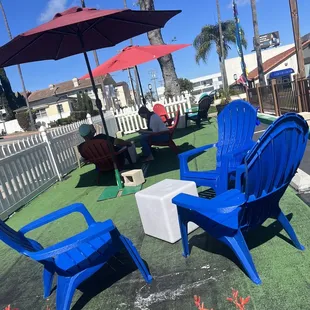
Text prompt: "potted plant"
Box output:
[[215, 89, 230, 114], [215, 88, 239, 115]]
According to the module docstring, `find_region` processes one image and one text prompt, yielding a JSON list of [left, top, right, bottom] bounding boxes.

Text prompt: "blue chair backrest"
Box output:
[[240, 113, 309, 228], [217, 100, 257, 169], [0, 220, 39, 254]]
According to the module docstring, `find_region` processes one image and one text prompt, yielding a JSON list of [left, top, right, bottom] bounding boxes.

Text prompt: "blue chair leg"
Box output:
[[43, 268, 55, 298], [56, 276, 77, 310], [222, 230, 261, 285], [120, 235, 153, 283], [178, 211, 190, 257], [277, 211, 305, 250]]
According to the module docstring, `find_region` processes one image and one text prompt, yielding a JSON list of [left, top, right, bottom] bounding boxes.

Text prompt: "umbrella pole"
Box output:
[[82, 49, 123, 190], [135, 66, 146, 105]]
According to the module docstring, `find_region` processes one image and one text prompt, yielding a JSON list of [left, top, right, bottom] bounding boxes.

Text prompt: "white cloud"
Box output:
[[39, 0, 68, 23]]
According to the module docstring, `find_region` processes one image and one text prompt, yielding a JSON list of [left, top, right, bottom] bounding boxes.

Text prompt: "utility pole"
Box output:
[[80, 0, 109, 110], [289, 0, 305, 79], [123, 0, 142, 106], [0, 0, 35, 130], [216, 0, 229, 92], [149, 70, 159, 100], [251, 0, 265, 86]]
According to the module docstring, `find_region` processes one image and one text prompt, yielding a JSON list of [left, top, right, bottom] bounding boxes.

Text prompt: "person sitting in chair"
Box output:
[[138, 106, 170, 162], [78, 124, 132, 165]]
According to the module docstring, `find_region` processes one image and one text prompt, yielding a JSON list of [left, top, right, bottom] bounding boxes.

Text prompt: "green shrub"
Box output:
[[16, 110, 36, 131]]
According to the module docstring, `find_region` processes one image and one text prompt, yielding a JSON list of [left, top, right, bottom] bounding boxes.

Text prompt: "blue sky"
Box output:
[[0, 0, 310, 94]]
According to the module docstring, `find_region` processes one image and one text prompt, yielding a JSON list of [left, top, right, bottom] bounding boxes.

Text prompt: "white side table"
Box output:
[[135, 179, 198, 243]]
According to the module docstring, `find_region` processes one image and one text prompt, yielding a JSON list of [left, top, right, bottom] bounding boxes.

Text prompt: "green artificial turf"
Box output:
[[0, 118, 309, 310]]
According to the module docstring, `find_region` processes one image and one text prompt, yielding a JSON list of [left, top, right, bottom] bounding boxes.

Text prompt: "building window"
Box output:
[[192, 90, 202, 96], [218, 76, 222, 81], [202, 79, 213, 86], [202, 86, 214, 93], [193, 82, 201, 88], [35, 108, 47, 118], [57, 104, 64, 114]]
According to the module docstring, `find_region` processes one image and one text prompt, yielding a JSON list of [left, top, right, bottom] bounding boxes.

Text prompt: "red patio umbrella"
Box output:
[[0, 6, 181, 194], [80, 44, 191, 104]]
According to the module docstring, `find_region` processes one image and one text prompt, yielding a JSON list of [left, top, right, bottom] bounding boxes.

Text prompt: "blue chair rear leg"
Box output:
[[277, 211, 305, 250]]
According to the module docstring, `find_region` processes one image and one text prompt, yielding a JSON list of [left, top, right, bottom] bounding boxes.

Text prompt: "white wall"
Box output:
[[0, 119, 23, 134], [225, 44, 295, 85]]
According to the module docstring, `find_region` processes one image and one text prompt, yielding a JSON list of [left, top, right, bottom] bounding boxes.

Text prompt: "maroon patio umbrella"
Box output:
[[0, 6, 181, 191], [80, 44, 190, 104], [0, 6, 181, 127]]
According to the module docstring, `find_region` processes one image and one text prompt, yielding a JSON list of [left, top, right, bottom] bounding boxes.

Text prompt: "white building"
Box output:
[[225, 43, 295, 85], [157, 72, 223, 101]]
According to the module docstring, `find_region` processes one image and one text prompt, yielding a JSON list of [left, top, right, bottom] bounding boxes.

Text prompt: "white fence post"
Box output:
[[40, 126, 62, 181], [87, 113, 93, 125]]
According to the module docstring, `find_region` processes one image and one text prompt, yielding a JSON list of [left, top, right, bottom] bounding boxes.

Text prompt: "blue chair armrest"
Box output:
[[25, 220, 115, 261], [179, 143, 216, 161], [172, 192, 244, 229], [19, 203, 96, 235]]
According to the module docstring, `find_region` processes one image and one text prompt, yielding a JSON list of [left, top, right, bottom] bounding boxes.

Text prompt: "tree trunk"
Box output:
[[139, 0, 180, 98], [251, 0, 265, 86], [216, 0, 229, 92]]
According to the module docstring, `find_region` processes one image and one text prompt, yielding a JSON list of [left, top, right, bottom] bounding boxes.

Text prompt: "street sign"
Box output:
[[254, 31, 280, 50]]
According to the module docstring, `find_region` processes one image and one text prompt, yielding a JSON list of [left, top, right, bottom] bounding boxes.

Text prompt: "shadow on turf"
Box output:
[[188, 213, 295, 280], [69, 251, 151, 310]]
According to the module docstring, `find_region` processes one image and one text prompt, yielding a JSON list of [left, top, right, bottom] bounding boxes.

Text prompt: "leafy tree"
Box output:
[[82, 92, 94, 115], [16, 110, 36, 131], [145, 91, 156, 103], [194, 20, 247, 88], [178, 78, 194, 94]]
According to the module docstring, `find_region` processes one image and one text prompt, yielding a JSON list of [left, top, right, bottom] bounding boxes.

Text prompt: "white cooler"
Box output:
[[135, 179, 199, 243]]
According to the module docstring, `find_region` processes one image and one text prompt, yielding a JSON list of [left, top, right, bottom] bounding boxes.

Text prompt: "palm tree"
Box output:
[[0, 0, 35, 129], [194, 20, 247, 88], [251, 0, 265, 86], [138, 0, 180, 98]]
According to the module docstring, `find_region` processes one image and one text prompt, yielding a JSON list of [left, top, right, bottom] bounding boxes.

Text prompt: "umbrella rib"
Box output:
[[55, 34, 65, 59], [105, 16, 163, 29], [92, 26, 114, 45], [81, 20, 114, 45], [2, 32, 46, 66]]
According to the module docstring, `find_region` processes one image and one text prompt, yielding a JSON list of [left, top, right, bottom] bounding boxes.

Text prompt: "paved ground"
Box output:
[[1, 119, 310, 310]]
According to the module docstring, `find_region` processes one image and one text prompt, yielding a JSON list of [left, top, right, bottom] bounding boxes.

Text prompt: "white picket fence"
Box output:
[[0, 112, 117, 220], [114, 95, 192, 134], [0, 96, 190, 219]]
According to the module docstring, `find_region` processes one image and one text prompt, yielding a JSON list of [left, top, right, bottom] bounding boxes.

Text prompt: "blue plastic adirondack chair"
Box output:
[[0, 203, 152, 310], [180, 100, 259, 194], [173, 113, 309, 284]]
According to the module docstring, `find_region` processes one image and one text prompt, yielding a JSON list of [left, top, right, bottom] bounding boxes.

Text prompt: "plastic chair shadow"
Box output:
[[173, 113, 309, 284], [180, 100, 259, 194], [0, 203, 152, 310]]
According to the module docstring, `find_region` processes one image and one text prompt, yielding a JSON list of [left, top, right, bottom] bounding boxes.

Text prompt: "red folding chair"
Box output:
[[79, 140, 127, 183], [153, 103, 174, 126], [148, 108, 180, 154]]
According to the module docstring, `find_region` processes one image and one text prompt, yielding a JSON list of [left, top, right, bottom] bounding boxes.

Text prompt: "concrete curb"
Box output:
[[258, 113, 310, 138], [291, 169, 310, 193]]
